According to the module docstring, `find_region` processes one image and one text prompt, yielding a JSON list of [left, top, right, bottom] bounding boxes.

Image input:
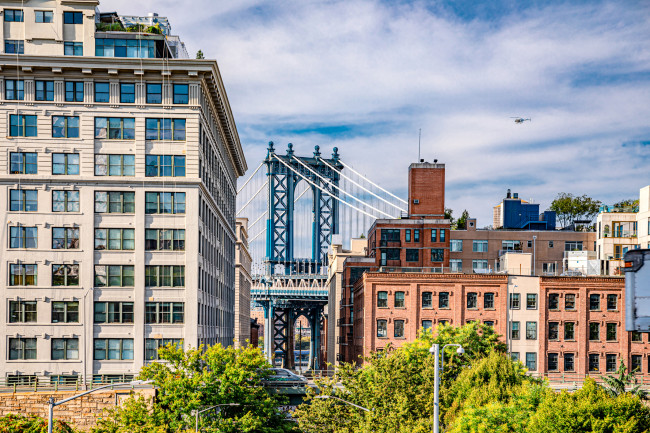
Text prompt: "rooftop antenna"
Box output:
[[418, 128, 421, 162]]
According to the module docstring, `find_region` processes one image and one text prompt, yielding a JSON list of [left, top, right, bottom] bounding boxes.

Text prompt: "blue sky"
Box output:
[[109, 0, 650, 226]]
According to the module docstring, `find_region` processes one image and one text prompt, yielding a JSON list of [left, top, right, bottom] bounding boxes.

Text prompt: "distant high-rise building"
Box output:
[[0, 0, 246, 384], [493, 189, 556, 230]]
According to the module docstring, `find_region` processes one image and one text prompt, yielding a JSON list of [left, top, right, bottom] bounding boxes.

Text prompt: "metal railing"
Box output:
[[0, 374, 148, 394], [529, 371, 650, 389]]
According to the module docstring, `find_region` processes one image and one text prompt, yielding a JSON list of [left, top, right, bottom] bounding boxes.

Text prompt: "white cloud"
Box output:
[[104, 0, 650, 226]]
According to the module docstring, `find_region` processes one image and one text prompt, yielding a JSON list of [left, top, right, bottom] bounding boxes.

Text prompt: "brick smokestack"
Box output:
[[408, 161, 445, 218]]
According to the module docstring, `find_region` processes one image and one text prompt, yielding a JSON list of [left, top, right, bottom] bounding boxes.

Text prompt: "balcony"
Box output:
[[603, 230, 637, 238]]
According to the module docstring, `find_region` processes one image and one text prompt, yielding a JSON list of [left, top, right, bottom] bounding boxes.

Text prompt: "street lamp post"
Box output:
[[314, 395, 371, 412], [194, 403, 240, 432], [429, 343, 465, 433], [47, 379, 152, 433]]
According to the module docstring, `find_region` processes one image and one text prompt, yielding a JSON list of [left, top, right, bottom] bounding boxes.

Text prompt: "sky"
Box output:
[[107, 0, 650, 226]]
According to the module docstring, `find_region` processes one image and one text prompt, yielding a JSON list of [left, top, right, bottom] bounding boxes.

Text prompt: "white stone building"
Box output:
[[0, 0, 246, 384]]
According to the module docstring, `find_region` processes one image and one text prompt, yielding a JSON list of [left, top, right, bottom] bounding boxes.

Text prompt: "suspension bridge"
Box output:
[[236, 142, 407, 369]]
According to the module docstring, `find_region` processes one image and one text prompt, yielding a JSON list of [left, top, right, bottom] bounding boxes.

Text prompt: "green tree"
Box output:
[[455, 210, 470, 230], [445, 208, 454, 226], [93, 343, 296, 433], [601, 360, 648, 400], [0, 413, 78, 433], [613, 199, 639, 209], [294, 322, 505, 433], [196, 49, 205, 59], [549, 193, 601, 229]]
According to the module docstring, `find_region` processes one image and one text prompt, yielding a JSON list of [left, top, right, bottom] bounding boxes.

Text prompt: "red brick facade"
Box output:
[[408, 162, 446, 218]]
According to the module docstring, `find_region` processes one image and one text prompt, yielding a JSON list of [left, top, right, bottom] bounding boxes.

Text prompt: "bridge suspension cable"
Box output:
[[272, 154, 379, 219], [289, 154, 396, 219], [317, 156, 407, 213], [340, 160, 408, 205], [237, 161, 264, 194], [236, 179, 268, 216]]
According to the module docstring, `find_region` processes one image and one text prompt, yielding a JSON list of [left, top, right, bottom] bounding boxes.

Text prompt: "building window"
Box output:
[[548, 241, 554, 248], [548, 322, 559, 340], [145, 192, 186, 214], [94, 302, 134, 324], [380, 229, 400, 242], [589, 354, 599, 372], [52, 338, 78, 360], [35, 10, 53, 23], [431, 229, 437, 242], [394, 320, 405, 338], [450, 259, 462, 272], [52, 116, 80, 138], [9, 338, 36, 360], [484, 292, 494, 309], [564, 322, 575, 340], [548, 353, 559, 371], [377, 291, 388, 308], [565, 241, 583, 251], [64, 42, 83, 56], [52, 190, 79, 212], [9, 226, 37, 249], [146, 83, 162, 103], [94, 117, 136, 139], [526, 294, 537, 310], [564, 353, 575, 371], [9, 115, 37, 137], [472, 240, 488, 252], [525, 353, 536, 371], [450, 239, 462, 252], [145, 302, 185, 324], [145, 229, 185, 251], [65, 81, 84, 102], [439, 292, 449, 308], [502, 240, 522, 252], [94, 265, 135, 287], [527, 240, 532, 248], [526, 322, 537, 340], [94, 82, 110, 103], [632, 331, 642, 342], [52, 264, 79, 286], [52, 301, 79, 323], [52, 227, 79, 250], [63, 11, 83, 24], [589, 323, 600, 341], [395, 291, 405, 308], [431, 248, 444, 262], [422, 320, 433, 332], [94, 339, 134, 360], [510, 293, 520, 309], [94, 228, 135, 251], [565, 294, 576, 310], [606, 354, 617, 372], [35, 80, 54, 101], [145, 118, 186, 141], [9, 301, 37, 323], [10, 189, 37, 212], [145, 155, 186, 177], [173, 84, 189, 104], [484, 320, 494, 327], [548, 293, 559, 310], [440, 229, 446, 242], [5, 9, 24, 22], [94, 154, 135, 176], [120, 83, 135, 103], [5, 79, 24, 100], [607, 294, 617, 311], [377, 319, 387, 337], [9, 264, 37, 286], [52, 153, 79, 175], [631, 355, 642, 372], [510, 321, 520, 340], [406, 249, 419, 262], [511, 353, 520, 362], [414, 229, 420, 242], [405, 229, 411, 242], [472, 260, 488, 272], [606, 323, 617, 341], [467, 292, 477, 309], [542, 263, 555, 274], [589, 294, 600, 311], [95, 38, 156, 58], [94, 191, 135, 214], [145, 339, 183, 361], [144, 265, 185, 287], [5, 40, 24, 54], [422, 292, 432, 308]]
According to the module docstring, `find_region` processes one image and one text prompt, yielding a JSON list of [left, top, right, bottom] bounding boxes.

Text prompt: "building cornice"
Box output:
[[0, 55, 247, 177], [363, 272, 509, 281]]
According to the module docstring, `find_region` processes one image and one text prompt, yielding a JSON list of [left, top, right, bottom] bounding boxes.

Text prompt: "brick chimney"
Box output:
[[408, 161, 445, 218]]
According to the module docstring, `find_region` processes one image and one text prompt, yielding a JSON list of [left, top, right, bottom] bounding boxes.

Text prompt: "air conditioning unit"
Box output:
[[413, 199, 419, 204]]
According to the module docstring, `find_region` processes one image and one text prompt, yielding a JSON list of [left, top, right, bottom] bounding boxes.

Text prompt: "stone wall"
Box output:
[[0, 388, 155, 431]]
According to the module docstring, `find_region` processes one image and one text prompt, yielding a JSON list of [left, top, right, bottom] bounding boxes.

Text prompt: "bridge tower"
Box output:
[[253, 142, 342, 370]]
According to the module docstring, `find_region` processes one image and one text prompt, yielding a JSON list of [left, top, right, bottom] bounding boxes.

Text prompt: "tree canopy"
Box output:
[[549, 193, 601, 229]]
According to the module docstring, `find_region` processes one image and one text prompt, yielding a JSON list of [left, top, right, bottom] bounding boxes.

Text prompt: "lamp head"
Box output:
[[456, 347, 465, 355], [429, 345, 436, 354]]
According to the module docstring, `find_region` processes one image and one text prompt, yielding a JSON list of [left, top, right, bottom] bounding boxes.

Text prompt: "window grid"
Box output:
[[145, 229, 186, 251], [145, 302, 185, 324], [52, 153, 80, 175], [52, 338, 79, 360], [94, 228, 135, 251], [10, 189, 37, 212], [94, 191, 135, 214], [52, 227, 80, 250], [52, 264, 79, 286], [94, 339, 134, 360], [9, 264, 37, 286], [145, 192, 186, 214], [52, 301, 79, 323], [94, 265, 135, 287], [9, 301, 37, 323], [52, 190, 80, 212], [144, 265, 185, 287], [10, 115, 37, 137]]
